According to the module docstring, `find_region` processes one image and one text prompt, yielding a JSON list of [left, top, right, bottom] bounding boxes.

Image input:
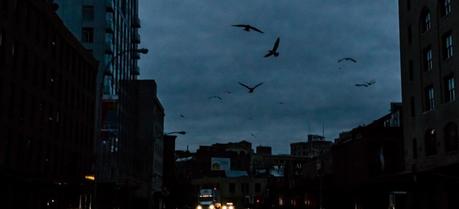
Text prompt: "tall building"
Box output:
[[0, 0, 98, 208], [399, 0, 459, 173], [121, 80, 165, 209], [399, 0, 459, 208], [54, 0, 144, 185]]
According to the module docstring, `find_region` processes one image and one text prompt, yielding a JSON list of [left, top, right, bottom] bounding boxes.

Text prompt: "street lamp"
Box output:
[[104, 48, 149, 76], [164, 131, 186, 135]]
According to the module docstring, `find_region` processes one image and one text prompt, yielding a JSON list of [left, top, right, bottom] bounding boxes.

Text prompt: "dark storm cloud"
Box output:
[[138, 0, 401, 153]]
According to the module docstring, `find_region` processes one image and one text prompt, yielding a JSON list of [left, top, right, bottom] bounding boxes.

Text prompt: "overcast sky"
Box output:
[[138, 0, 401, 154]]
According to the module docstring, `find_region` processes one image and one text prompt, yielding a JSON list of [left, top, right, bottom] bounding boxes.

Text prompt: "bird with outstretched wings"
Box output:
[[232, 24, 264, 33], [238, 82, 264, 93], [338, 57, 357, 63], [355, 80, 376, 87], [208, 96, 223, 100], [264, 37, 280, 58]]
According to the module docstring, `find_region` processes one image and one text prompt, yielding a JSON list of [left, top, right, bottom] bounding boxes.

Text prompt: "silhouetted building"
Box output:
[[194, 140, 253, 177], [163, 135, 177, 209], [112, 80, 164, 209], [0, 0, 98, 208], [399, 1, 459, 208], [290, 134, 332, 158], [330, 103, 404, 209], [54, 1, 146, 203], [256, 146, 272, 156], [399, 0, 459, 174]]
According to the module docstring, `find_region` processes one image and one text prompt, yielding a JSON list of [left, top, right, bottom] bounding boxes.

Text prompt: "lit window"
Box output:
[[423, 11, 432, 32], [82, 27, 94, 43], [443, 32, 454, 59], [445, 76, 456, 102], [424, 47, 433, 71], [425, 86, 435, 111], [443, 0, 452, 16]]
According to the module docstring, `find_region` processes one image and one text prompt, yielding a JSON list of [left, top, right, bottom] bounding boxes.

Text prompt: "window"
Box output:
[[413, 138, 418, 159], [407, 0, 411, 10], [410, 96, 415, 116], [229, 183, 235, 193], [424, 47, 433, 71], [445, 76, 456, 102], [82, 27, 94, 43], [421, 10, 432, 32], [255, 183, 261, 193], [425, 86, 435, 111], [408, 25, 412, 44], [425, 129, 437, 156], [444, 122, 458, 152], [241, 183, 249, 194], [443, 32, 454, 59], [442, 0, 452, 16], [82, 5, 94, 21], [408, 60, 414, 80], [0, 29, 3, 47]]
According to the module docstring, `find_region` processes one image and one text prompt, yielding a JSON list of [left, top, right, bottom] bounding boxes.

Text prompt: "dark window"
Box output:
[[444, 122, 458, 152], [229, 183, 235, 193], [425, 129, 437, 156], [241, 183, 249, 194], [413, 138, 418, 159], [408, 25, 412, 44], [82, 5, 94, 21], [82, 27, 94, 43], [443, 32, 454, 59], [407, 0, 411, 10], [425, 86, 435, 111], [424, 46, 433, 71], [255, 183, 261, 193], [445, 75, 456, 102], [408, 60, 414, 80], [121, 0, 127, 15], [421, 10, 432, 32]]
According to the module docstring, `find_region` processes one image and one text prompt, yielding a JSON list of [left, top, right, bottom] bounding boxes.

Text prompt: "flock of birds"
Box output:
[[177, 24, 377, 137]]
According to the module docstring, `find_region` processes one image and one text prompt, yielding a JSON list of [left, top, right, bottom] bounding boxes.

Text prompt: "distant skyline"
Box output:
[[138, 0, 401, 154]]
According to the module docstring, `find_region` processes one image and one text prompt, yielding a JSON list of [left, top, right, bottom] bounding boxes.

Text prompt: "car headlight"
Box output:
[[228, 206, 234, 209], [209, 205, 215, 209], [222, 206, 227, 209], [197, 205, 202, 209]]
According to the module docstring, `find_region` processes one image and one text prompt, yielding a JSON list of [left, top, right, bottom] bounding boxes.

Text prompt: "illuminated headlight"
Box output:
[[228, 206, 234, 209], [209, 205, 215, 209], [222, 206, 227, 209], [197, 205, 202, 209]]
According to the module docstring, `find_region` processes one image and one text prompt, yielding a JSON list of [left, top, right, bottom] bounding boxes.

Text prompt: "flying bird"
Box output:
[[232, 24, 264, 33], [264, 37, 280, 58], [278, 102, 285, 105], [355, 80, 376, 87], [251, 133, 256, 138], [238, 82, 264, 93], [338, 57, 357, 63], [208, 96, 223, 100], [179, 114, 185, 118], [224, 90, 232, 94]]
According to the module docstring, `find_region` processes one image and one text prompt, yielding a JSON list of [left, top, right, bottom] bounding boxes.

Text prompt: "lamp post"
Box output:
[[104, 48, 149, 76], [95, 48, 148, 209]]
